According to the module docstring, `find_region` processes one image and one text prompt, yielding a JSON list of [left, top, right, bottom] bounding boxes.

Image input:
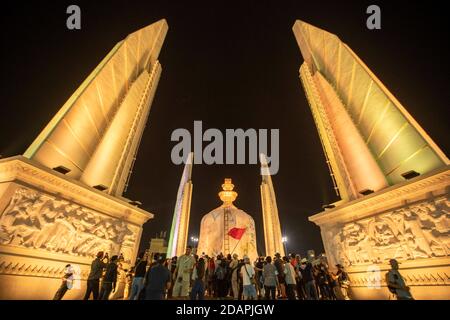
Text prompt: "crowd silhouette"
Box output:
[[54, 246, 413, 301]]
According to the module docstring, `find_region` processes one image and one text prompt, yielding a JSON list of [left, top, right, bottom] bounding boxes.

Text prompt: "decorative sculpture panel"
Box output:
[[323, 197, 449, 267], [0, 187, 139, 263]]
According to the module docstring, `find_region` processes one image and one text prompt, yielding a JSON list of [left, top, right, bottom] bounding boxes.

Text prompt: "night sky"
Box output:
[[1, 1, 449, 258]]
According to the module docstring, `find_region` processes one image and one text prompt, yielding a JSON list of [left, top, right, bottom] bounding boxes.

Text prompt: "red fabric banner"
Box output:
[[228, 227, 246, 240]]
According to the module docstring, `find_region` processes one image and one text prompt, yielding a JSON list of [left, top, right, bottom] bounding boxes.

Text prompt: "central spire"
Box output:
[[219, 178, 238, 205]]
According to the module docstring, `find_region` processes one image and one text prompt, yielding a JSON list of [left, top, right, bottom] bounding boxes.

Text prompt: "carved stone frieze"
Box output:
[[0, 187, 139, 263], [322, 197, 449, 267]]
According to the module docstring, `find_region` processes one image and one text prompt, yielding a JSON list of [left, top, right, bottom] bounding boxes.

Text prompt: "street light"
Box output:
[[282, 236, 288, 255], [190, 236, 199, 246], [190, 236, 199, 254]]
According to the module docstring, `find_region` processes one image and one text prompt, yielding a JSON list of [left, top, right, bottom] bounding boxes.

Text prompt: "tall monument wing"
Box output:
[[24, 19, 168, 196], [0, 20, 167, 299], [260, 154, 285, 257], [295, 20, 450, 300], [167, 152, 194, 258], [293, 20, 448, 200]]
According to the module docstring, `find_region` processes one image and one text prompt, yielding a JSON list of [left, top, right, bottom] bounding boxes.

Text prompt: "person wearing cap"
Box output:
[[386, 259, 414, 300], [240, 255, 257, 300], [299, 258, 318, 300]]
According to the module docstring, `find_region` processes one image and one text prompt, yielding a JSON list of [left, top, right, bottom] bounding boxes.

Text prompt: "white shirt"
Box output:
[[241, 264, 255, 286], [284, 263, 297, 285]]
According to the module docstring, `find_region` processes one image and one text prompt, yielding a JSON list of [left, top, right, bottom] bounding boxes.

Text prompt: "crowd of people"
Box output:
[[53, 246, 414, 301]]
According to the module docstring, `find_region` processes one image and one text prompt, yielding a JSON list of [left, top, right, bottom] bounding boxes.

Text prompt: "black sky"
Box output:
[[1, 1, 449, 257]]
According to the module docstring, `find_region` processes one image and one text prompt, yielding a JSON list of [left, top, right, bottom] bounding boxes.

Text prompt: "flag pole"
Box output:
[[230, 237, 242, 255]]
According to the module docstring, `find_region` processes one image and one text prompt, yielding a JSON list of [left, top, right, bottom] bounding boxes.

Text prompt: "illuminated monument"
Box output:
[[167, 153, 193, 258], [0, 20, 168, 299], [260, 154, 285, 257], [198, 179, 258, 261], [293, 20, 449, 299]]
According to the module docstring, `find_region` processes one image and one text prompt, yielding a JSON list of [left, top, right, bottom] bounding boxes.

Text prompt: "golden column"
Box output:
[[24, 19, 168, 197], [260, 154, 285, 257], [293, 20, 448, 199], [167, 153, 194, 258]]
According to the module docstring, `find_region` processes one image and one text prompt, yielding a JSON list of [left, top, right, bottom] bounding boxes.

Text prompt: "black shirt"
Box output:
[[274, 258, 285, 276], [103, 262, 118, 283], [134, 260, 147, 278], [145, 264, 170, 293], [87, 258, 107, 280], [300, 263, 314, 283]]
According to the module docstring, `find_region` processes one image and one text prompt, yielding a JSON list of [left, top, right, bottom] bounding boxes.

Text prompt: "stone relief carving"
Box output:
[[323, 197, 450, 267], [0, 188, 138, 262], [351, 270, 450, 287], [0, 260, 90, 280]]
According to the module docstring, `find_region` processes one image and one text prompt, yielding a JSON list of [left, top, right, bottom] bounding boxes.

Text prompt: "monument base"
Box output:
[[310, 166, 450, 300], [0, 156, 152, 300]]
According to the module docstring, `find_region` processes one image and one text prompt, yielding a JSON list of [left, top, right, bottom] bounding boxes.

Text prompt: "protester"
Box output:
[[386, 259, 414, 300], [144, 254, 171, 300], [53, 264, 74, 300], [254, 257, 265, 299], [206, 256, 216, 297], [122, 268, 132, 299], [172, 246, 195, 299], [325, 266, 338, 300], [284, 256, 297, 300], [262, 256, 277, 300], [300, 258, 318, 300], [98, 255, 118, 300], [334, 264, 351, 300], [274, 253, 286, 299], [191, 256, 206, 300], [167, 256, 177, 298], [229, 254, 240, 299], [236, 258, 246, 300], [129, 252, 147, 300], [294, 254, 305, 300], [215, 256, 228, 299], [83, 251, 108, 300], [317, 264, 331, 300], [241, 255, 257, 300]]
